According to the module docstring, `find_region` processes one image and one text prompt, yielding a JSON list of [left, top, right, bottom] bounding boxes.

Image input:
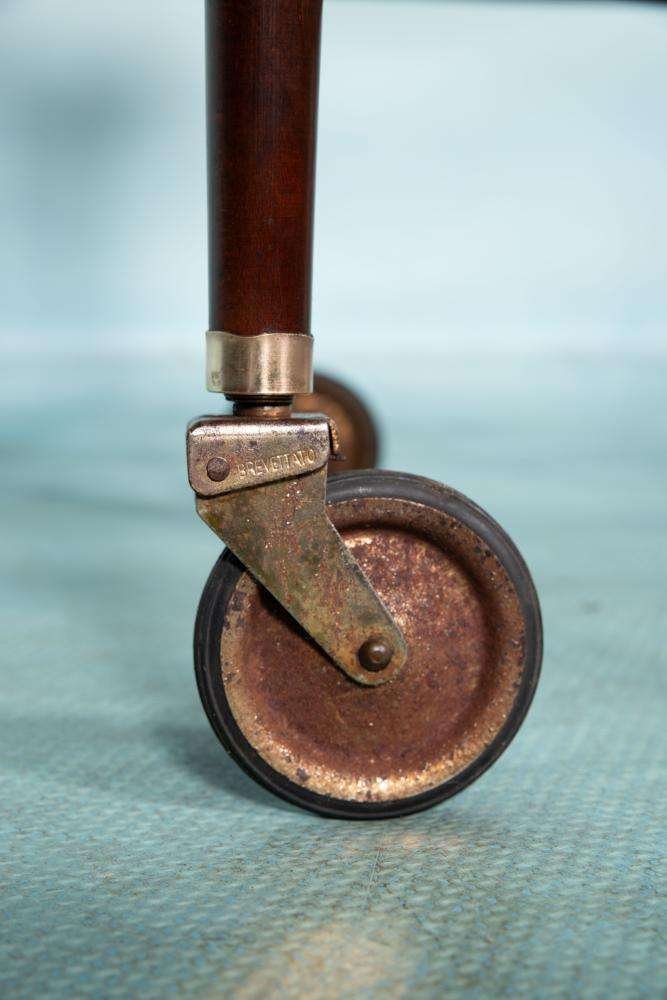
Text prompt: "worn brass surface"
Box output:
[[206, 330, 313, 396], [196, 469, 407, 686], [187, 415, 407, 686], [187, 414, 330, 498], [220, 497, 527, 802]]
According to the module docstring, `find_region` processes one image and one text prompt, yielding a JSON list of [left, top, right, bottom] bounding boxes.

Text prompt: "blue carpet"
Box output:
[[1, 352, 665, 997]]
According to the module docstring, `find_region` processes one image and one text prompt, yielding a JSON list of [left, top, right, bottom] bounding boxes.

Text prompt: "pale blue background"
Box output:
[[1, 2, 666, 997]]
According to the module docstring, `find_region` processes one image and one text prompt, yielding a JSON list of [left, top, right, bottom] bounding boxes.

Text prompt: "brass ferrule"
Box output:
[[206, 331, 313, 397]]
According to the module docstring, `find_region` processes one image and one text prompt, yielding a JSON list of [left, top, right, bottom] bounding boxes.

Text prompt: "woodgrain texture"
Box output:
[[206, 0, 323, 336]]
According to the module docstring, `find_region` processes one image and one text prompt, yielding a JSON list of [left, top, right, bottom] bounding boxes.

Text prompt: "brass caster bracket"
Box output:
[[187, 415, 407, 686]]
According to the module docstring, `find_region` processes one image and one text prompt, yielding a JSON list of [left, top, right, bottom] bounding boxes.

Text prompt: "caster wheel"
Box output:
[[195, 470, 542, 819], [294, 373, 379, 472]]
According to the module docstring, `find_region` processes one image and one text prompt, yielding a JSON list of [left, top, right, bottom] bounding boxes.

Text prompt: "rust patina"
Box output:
[[220, 496, 527, 803]]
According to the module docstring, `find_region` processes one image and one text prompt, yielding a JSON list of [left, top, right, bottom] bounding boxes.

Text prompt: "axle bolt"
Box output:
[[206, 457, 231, 482], [358, 637, 393, 672]]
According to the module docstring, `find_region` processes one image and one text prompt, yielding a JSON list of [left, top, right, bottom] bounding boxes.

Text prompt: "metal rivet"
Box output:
[[358, 637, 393, 672], [206, 457, 231, 482]]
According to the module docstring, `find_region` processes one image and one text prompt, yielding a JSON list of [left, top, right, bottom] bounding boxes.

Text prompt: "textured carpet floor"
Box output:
[[1, 352, 665, 997]]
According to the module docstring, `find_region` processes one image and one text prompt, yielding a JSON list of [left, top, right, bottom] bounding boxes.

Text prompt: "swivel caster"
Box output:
[[188, 1, 543, 819]]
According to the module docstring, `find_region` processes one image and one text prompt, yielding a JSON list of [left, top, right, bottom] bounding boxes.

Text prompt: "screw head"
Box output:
[[358, 636, 394, 672], [206, 457, 231, 482]]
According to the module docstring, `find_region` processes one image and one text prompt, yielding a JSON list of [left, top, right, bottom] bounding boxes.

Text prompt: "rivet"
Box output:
[[206, 457, 231, 482], [358, 637, 393, 672]]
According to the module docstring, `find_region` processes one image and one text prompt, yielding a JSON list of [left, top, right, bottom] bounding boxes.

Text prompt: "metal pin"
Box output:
[[358, 637, 394, 672], [206, 457, 231, 482]]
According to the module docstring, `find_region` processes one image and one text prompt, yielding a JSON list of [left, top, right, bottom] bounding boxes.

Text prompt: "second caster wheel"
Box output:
[[195, 470, 542, 819], [294, 373, 379, 472]]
